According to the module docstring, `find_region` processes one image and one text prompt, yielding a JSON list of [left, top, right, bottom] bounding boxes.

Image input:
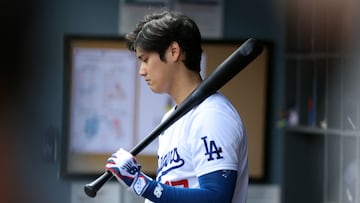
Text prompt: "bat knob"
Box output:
[[84, 171, 113, 197], [84, 184, 97, 197]]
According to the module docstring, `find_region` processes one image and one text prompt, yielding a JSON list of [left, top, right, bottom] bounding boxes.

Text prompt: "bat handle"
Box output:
[[84, 171, 113, 197], [84, 141, 145, 197]]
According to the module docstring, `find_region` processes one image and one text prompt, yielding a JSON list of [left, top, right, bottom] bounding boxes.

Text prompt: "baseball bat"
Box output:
[[84, 38, 263, 197]]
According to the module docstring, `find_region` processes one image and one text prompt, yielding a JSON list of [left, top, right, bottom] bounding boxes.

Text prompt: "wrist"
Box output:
[[131, 172, 152, 196], [141, 181, 165, 201]]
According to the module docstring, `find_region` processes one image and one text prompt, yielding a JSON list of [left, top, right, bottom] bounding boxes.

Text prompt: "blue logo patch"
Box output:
[[201, 136, 223, 161]]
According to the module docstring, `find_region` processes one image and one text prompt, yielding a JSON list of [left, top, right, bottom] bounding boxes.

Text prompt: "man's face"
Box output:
[[135, 47, 174, 94]]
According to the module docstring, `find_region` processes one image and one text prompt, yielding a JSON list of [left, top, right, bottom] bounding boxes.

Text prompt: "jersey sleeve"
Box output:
[[188, 103, 245, 176]]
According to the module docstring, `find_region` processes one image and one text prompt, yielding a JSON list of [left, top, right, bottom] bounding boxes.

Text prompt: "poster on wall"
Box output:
[[118, 0, 169, 36], [70, 48, 137, 153], [174, 0, 224, 39], [118, 0, 224, 39]]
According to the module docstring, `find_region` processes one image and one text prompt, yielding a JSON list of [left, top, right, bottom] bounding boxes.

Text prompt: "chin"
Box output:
[[150, 87, 165, 94], [151, 89, 163, 94]]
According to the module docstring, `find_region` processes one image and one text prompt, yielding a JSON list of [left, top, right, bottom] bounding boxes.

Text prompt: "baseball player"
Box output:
[[105, 10, 248, 203]]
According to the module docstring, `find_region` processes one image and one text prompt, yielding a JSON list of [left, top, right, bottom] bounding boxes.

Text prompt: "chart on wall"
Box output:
[[69, 48, 138, 153], [118, 0, 224, 39]]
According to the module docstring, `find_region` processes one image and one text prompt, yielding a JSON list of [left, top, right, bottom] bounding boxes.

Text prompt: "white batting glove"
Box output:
[[105, 148, 151, 196]]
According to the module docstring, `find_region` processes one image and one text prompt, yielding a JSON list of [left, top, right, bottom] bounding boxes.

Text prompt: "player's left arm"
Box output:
[[143, 169, 237, 203]]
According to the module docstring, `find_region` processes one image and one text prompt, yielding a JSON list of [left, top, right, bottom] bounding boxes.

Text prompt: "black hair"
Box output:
[[125, 10, 203, 72]]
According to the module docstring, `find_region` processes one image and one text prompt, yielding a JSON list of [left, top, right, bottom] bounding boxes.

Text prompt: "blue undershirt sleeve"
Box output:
[[142, 170, 237, 203]]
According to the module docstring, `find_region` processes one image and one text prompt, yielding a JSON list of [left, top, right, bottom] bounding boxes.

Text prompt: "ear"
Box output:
[[168, 41, 182, 62]]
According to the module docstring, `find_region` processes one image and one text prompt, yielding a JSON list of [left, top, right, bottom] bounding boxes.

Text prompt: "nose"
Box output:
[[138, 63, 146, 76]]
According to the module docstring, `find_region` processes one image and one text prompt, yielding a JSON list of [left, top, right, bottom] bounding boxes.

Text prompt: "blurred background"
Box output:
[[1, 0, 359, 202]]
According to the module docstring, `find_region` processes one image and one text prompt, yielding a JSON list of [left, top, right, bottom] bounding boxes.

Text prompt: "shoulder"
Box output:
[[186, 92, 245, 140], [193, 92, 240, 119]]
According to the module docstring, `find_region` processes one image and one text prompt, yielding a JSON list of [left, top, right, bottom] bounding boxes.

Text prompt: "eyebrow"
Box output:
[[136, 53, 144, 60]]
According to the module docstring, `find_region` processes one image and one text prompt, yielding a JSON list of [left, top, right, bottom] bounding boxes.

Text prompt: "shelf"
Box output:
[[286, 53, 345, 60], [285, 125, 360, 137]]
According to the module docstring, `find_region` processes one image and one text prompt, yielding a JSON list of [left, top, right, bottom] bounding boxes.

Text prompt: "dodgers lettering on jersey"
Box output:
[[157, 147, 185, 181]]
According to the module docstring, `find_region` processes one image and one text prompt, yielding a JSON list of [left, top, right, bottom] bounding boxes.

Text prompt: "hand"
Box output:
[[105, 148, 151, 196]]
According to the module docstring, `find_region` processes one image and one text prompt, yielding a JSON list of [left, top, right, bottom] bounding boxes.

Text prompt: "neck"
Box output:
[[170, 72, 202, 106]]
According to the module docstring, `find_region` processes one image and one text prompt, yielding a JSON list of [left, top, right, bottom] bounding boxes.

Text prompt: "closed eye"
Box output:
[[137, 54, 147, 63], [141, 57, 148, 63]]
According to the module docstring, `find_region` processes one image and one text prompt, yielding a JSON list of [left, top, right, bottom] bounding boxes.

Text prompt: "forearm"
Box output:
[[142, 170, 237, 203]]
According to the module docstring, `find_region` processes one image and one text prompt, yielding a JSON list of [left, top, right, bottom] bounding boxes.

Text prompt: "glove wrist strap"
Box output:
[[131, 172, 151, 196]]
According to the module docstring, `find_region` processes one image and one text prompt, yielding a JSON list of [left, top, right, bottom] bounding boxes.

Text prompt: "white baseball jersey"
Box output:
[[145, 92, 248, 203]]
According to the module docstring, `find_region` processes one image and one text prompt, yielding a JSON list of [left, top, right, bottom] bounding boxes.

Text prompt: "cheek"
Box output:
[[149, 64, 171, 93], [151, 73, 168, 93]]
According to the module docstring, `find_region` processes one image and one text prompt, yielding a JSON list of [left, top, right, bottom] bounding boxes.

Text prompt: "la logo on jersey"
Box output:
[[201, 136, 223, 161]]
